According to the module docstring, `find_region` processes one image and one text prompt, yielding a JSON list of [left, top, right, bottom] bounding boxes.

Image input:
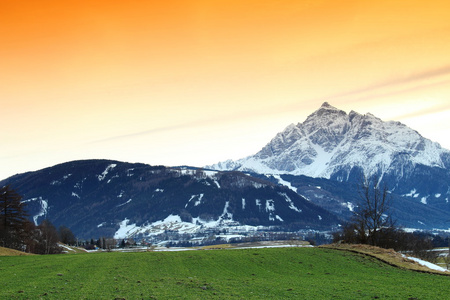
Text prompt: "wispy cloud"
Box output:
[[91, 122, 209, 144], [92, 65, 450, 145], [325, 65, 450, 101], [393, 102, 450, 121]]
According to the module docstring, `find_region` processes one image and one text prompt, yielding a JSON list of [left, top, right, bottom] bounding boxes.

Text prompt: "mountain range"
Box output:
[[209, 102, 450, 230], [1, 102, 449, 240]]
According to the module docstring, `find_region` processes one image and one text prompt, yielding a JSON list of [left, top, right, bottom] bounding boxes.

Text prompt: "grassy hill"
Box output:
[[0, 246, 32, 256], [0, 247, 448, 299]]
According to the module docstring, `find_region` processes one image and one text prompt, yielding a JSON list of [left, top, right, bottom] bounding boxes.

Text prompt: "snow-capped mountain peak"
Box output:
[[208, 102, 450, 181]]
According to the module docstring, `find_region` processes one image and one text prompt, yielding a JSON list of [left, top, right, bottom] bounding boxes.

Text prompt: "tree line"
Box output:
[[0, 185, 76, 254]]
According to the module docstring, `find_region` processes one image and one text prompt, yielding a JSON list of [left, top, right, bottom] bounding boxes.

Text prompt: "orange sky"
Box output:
[[1, 0, 450, 179]]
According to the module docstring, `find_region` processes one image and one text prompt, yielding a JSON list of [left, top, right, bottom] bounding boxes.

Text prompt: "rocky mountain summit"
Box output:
[[211, 102, 450, 180], [209, 103, 450, 229]]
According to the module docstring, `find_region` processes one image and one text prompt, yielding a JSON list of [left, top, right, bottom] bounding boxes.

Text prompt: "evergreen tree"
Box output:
[[0, 185, 28, 250]]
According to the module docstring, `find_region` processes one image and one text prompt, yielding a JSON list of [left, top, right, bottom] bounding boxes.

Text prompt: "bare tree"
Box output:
[[58, 226, 76, 245], [352, 174, 395, 246], [333, 174, 397, 247], [37, 220, 62, 254]]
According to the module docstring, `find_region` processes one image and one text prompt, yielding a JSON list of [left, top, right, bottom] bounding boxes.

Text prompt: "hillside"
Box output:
[[1, 159, 339, 239], [0, 246, 33, 256]]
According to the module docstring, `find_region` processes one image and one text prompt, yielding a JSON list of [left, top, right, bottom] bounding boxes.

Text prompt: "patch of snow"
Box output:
[[214, 180, 221, 188], [278, 193, 302, 213], [185, 194, 204, 208], [98, 164, 117, 181], [107, 174, 119, 184], [318, 215, 322, 220], [404, 255, 449, 272], [179, 168, 195, 176], [203, 170, 218, 177], [74, 179, 86, 190], [155, 189, 164, 192], [255, 199, 262, 211], [216, 234, 245, 242], [343, 202, 355, 212], [194, 194, 204, 206], [22, 197, 49, 225], [221, 201, 233, 220], [114, 218, 138, 239], [252, 182, 265, 189], [50, 174, 72, 186], [117, 191, 124, 198], [421, 197, 428, 205], [435, 193, 441, 198], [275, 215, 284, 222], [117, 199, 132, 207], [58, 243, 74, 251], [191, 201, 237, 229], [418, 221, 425, 225], [71, 192, 80, 199], [242, 198, 246, 210], [35, 198, 49, 225], [97, 222, 105, 228], [273, 175, 297, 192], [265, 200, 275, 212]]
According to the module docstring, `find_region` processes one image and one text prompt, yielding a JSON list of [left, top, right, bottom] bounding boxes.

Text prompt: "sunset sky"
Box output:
[[1, 0, 450, 180]]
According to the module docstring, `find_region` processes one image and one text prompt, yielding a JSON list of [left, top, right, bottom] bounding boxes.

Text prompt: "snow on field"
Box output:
[[404, 255, 449, 272]]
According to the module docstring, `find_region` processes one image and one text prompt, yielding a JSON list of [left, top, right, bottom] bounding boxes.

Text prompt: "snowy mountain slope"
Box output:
[[0, 160, 339, 239], [210, 102, 450, 180], [248, 172, 450, 230], [208, 102, 450, 229]]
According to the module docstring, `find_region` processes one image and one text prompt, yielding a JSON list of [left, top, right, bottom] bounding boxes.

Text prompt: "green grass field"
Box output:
[[0, 247, 448, 299]]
